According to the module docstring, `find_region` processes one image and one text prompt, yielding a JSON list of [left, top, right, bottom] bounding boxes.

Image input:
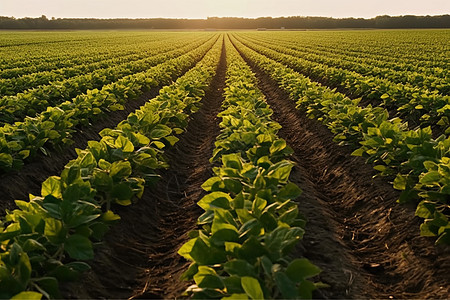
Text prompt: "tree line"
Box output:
[[0, 15, 449, 29]]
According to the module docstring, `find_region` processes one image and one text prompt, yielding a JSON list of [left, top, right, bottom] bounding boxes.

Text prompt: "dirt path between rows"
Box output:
[[234, 41, 450, 299], [0, 44, 215, 213], [62, 41, 227, 299]]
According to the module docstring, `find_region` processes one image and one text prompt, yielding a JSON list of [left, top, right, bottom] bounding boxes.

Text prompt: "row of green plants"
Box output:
[[0, 36, 203, 97], [243, 34, 450, 95], [234, 34, 450, 131], [240, 33, 449, 95], [0, 33, 172, 77], [0, 36, 218, 173], [231, 35, 450, 245], [243, 31, 449, 75], [0, 36, 223, 299], [0, 35, 213, 124], [178, 37, 324, 299]]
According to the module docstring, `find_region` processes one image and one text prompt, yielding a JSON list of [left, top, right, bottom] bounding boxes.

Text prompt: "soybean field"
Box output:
[[0, 30, 449, 299]]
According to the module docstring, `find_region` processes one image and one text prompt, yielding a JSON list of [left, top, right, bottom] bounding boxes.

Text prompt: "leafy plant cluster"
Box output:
[[178, 37, 323, 299], [0, 37, 223, 299], [240, 33, 449, 95], [0, 36, 213, 124], [0, 36, 219, 173], [235, 34, 450, 132], [232, 36, 450, 245]]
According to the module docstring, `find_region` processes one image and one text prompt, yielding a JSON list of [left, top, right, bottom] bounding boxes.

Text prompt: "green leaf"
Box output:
[[415, 201, 434, 218], [11, 292, 42, 300], [193, 266, 224, 289], [111, 182, 133, 204], [198, 192, 232, 210], [223, 276, 244, 295], [351, 147, 365, 157], [190, 238, 227, 265], [223, 294, 248, 300], [420, 171, 440, 185], [150, 124, 172, 139], [180, 263, 198, 281], [0, 153, 13, 168], [164, 135, 179, 146], [274, 272, 297, 299], [18, 150, 30, 159], [269, 139, 287, 154], [101, 210, 121, 222], [279, 207, 299, 225], [109, 161, 132, 179], [178, 238, 196, 261], [65, 165, 81, 185], [152, 141, 165, 149], [201, 177, 222, 192], [134, 132, 150, 145], [241, 277, 264, 300], [33, 277, 61, 299], [393, 174, 407, 190], [92, 171, 113, 191], [22, 239, 46, 252], [44, 218, 66, 243], [210, 228, 239, 246], [298, 280, 318, 299], [286, 258, 321, 282], [64, 234, 94, 260], [50, 262, 91, 281], [260, 256, 273, 277], [41, 176, 62, 198], [115, 135, 134, 152], [373, 165, 387, 172], [252, 196, 267, 217], [224, 260, 256, 277], [268, 161, 293, 183], [222, 153, 243, 170], [277, 182, 302, 201]]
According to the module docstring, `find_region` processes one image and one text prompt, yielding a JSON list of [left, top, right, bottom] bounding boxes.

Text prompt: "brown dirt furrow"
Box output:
[[62, 41, 227, 299], [236, 44, 450, 299]]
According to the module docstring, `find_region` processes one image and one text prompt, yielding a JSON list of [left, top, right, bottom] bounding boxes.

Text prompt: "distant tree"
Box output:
[[0, 15, 448, 30]]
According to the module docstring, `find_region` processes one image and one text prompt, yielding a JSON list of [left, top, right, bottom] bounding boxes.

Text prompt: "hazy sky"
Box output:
[[1, 0, 449, 19]]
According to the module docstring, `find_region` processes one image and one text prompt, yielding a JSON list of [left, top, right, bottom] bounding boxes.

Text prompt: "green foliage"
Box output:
[[0, 36, 223, 298], [0, 35, 219, 174], [179, 37, 323, 299], [229, 33, 450, 245]]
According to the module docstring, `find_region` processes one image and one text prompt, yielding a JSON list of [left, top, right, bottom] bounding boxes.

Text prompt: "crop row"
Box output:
[[240, 33, 449, 95], [233, 34, 450, 133], [178, 36, 323, 299], [0, 36, 223, 299], [243, 32, 449, 78], [0, 35, 214, 125], [0, 35, 206, 97], [230, 35, 450, 245], [0, 36, 218, 173], [0, 32, 174, 74], [247, 31, 449, 71]]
